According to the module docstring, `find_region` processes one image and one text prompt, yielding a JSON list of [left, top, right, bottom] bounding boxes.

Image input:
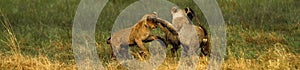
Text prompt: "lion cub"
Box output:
[[107, 12, 178, 59], [159, 7, 210, 56]]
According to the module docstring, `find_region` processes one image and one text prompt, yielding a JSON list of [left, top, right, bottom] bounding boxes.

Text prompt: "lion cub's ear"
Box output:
[[153, 12, 158, 16], [146, 16, 152, 21], [171, 7, 178, 13], [184, 7, 190, 13], [146, 15, 157, 23], [185, 7, 195, 20]]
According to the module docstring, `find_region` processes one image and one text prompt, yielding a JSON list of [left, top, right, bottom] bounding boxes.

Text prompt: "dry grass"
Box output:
[[223, 43, 300, 70], [0, 53, 76, 70], [1, 45, 299, 70], [0, 10, 20, 54]]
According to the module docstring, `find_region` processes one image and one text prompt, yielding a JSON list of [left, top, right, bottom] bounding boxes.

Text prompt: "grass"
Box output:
[[0, 0, 299, 69]]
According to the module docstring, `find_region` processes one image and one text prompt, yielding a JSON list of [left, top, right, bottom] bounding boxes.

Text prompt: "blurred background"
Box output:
[[0, 0, 299, 69]]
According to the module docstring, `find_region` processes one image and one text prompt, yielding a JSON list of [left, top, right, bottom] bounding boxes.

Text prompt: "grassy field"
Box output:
[[0, 0, 299, 70]]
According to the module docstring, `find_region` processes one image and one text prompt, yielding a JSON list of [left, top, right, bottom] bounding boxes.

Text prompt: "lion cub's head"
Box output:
[[140, 12, 159, 29], [171, 7, 195, 20]]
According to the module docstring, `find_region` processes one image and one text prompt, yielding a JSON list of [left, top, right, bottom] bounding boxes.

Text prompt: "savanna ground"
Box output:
[[0, 0, 299, 70]]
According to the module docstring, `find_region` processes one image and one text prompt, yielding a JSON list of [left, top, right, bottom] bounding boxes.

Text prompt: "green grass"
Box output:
[[0, 0, 299, 69]]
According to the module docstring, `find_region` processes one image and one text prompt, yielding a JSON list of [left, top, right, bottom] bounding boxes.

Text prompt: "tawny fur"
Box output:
[[107, 12, 178, 59]]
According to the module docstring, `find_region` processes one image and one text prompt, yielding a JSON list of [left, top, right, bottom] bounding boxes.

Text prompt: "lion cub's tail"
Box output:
[[106, 37, 111, 44]]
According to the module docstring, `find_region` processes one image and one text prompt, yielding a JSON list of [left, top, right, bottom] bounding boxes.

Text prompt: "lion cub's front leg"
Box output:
[[136, 34, 166, 58], [134, 38, 150, 57], [143, 35, 165, 43], [135, 39, 147, 52]]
